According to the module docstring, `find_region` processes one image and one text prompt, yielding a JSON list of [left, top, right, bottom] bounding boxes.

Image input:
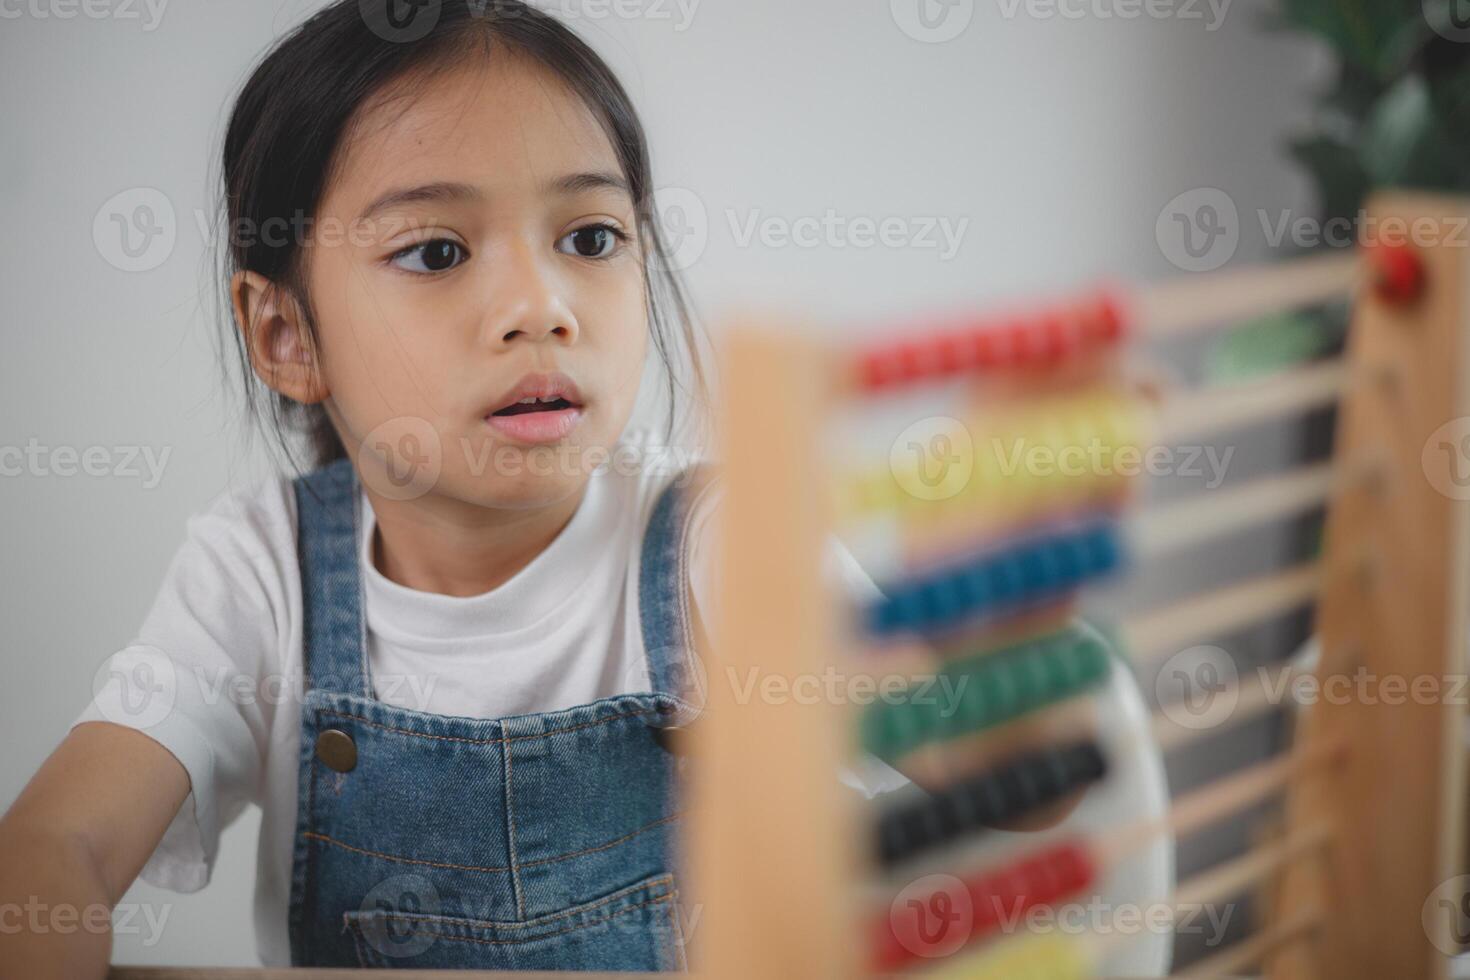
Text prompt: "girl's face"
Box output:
[[303, 52, 649, 509]]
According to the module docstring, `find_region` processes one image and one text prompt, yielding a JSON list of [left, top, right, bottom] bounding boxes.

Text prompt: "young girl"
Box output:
[[0, 0, 858, 972], [0, 2, 1172, 974]]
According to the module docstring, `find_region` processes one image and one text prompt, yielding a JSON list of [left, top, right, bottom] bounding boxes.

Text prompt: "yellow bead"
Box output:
[[929, 932, 1091, 980]]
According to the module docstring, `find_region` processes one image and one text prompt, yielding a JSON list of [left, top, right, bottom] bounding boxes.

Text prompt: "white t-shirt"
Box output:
[[72, 434, 896, 966]]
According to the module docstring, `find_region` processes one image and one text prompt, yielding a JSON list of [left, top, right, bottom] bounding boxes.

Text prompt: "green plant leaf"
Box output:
[[1359, 73, 1461, 186], [1323, 61, 1392, 120], [1205, 311, 1345, 383], [1427, 56, 1470, 128], [1288, 136, 1371, 221], [1275, 0, 1430, 80]]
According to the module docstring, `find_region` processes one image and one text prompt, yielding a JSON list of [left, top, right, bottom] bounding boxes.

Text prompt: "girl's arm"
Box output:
[[0, 722, 190, 980]]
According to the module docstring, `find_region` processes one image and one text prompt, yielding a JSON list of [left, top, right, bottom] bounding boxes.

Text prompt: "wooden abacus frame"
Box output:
[[688, 191, 1470, 980], [105, 193, 1470, 980]]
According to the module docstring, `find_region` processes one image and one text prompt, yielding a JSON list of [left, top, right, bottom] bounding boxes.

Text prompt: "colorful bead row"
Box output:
[[876, 740, 1108, 866], [860, 627, 1112, 762], [850, 291, 1128, 393], [872, 840, 1096, 970], [844, 390, 1147, 523], [865, 521, 1125, 639]]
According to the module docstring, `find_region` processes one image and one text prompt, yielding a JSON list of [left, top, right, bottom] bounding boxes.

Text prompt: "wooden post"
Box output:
[[684, 323, 860, 979], [1269, 193, 1470, 980]]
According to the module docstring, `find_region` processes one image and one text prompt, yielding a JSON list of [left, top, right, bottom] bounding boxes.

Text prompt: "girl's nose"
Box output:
[[481, 243, 580, 348]]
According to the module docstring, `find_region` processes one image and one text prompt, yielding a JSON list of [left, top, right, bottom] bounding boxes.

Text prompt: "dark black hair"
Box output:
[[216, 0, 708, 473]]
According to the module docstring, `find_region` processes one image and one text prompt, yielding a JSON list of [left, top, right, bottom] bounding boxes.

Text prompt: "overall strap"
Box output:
[[293, 457, 372, 699], [638, 462, 720, 724]]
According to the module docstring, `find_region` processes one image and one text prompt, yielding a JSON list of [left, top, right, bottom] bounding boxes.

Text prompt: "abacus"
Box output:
[[687, 191, 1470, 980]]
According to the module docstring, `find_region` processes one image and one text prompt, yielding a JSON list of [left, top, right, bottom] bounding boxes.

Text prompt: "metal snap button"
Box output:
[[315, 729, 357, 773], [652, 725, 686, 756]]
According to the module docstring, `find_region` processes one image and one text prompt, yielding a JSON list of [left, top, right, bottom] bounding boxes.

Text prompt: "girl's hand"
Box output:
[[0, 722, 189, 980]]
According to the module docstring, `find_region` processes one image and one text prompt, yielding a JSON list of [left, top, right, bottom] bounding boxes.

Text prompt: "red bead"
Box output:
[[1367, 240, 1425, 307], [848, 289, 1132, 393], [936, 332, 969, 375], [870, 839, 1097, 970], [969, 328, 997, 367], [1008, 322, 1035, 365], [857, 349, 897, 391], [909, 332, 941, 377], [1089, 293, 1125, 345], [1039, 313, 1072, 363], [896, 341, 925, 382]]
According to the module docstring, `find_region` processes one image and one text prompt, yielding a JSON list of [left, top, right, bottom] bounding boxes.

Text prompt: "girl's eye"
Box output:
[[390, 238, 467, 274], [557, 223, 626, 259]]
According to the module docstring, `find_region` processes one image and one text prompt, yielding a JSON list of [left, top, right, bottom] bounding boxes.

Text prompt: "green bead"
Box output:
[[860, 625, 1112, 761]]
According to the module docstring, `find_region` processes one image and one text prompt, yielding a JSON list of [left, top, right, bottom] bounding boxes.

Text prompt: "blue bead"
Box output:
[[1051, 537, 1082, 582], [961, 566, 990, 610], [867, 600, 895, 635], [1086, 525, 1120, 572], [988, 558, 1023, 602], [1017, 546, 1050, 591], [895, 588, 927, 629], [920, 577, 962, 628]]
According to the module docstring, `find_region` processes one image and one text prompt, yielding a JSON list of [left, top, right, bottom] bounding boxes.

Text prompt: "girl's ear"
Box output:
[[231, 270, 329, 405]]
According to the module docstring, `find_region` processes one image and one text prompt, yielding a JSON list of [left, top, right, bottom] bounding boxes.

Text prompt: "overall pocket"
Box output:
[[345, 872, 687, 972]]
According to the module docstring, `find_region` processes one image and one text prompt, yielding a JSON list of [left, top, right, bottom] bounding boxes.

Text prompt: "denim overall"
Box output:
[[287, 457, 711, 970]]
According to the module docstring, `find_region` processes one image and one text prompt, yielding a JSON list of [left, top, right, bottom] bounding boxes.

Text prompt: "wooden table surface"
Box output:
[[108, 971, 1169, 979], [110, 971, 640, 979]]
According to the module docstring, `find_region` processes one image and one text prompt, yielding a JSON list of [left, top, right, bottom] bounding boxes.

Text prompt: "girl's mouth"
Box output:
[[485, 402, 583, 444], [490, 396, 576, 417], [481, 372, 586, 445]]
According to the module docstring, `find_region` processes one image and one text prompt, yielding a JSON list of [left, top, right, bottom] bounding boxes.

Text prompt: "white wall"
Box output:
[[0, 0, 1324, 965]]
